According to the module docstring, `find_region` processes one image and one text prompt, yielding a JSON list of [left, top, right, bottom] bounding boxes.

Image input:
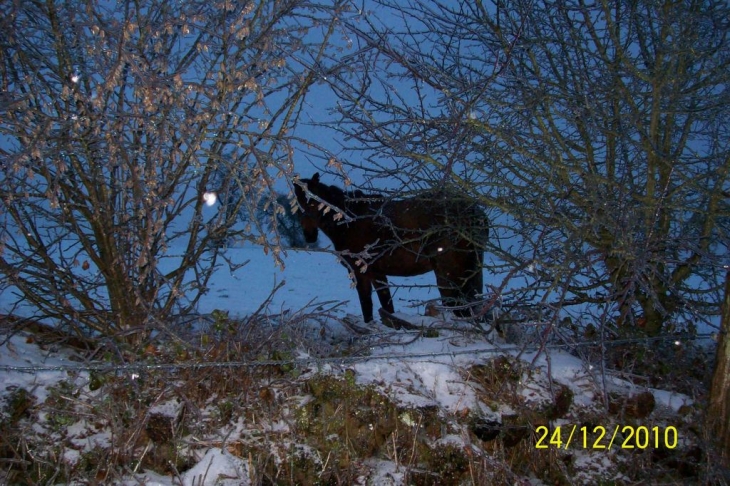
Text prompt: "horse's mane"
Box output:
[[318, 183, 380, 198], [319, 183, 384, 213], [345, 187, 384, 201]]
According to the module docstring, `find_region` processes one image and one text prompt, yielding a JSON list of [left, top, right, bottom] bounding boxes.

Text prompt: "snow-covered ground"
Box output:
[[0, 244, 706, 485], [195, 244, 443, 318]]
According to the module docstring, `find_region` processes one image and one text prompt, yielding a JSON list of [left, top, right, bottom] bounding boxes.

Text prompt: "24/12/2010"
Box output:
[[535, 425, 678, 450]]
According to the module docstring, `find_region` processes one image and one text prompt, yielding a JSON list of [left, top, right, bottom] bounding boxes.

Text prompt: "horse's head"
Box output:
[[294, 172, 324, 244]]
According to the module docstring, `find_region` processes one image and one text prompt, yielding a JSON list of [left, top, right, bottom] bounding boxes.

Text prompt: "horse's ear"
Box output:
[[311, 172, 320, 184]]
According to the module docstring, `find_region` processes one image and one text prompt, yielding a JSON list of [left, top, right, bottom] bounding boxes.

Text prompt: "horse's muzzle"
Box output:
[[304, 228, 318, 244]]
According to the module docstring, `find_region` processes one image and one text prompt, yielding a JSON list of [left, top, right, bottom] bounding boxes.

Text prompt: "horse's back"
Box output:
[[382, 193, 487, 249]]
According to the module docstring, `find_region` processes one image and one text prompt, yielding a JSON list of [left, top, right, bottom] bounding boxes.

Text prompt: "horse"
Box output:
[[294, 173, 488, 324]]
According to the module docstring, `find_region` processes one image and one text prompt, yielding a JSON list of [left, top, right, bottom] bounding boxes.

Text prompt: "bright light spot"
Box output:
[[203, 191, 217, 206], [437, 247, 444, 252], [70, 73, 80, 83], [131, 373, 140, 380], [674, 340, 681, 346]]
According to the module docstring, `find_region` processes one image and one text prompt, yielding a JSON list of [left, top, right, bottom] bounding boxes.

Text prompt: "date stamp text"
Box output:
[[535, 425, 678, 450]]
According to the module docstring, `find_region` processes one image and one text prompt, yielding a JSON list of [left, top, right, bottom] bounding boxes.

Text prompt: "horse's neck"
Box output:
[[318, 222, 346, 250], [318, 193, 378, 250]]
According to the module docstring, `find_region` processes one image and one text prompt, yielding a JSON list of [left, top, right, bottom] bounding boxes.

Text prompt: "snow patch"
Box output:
[[181, 448, 250, 486]]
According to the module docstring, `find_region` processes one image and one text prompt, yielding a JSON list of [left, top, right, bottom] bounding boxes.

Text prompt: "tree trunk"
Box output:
[[707, 269, 730, 466]]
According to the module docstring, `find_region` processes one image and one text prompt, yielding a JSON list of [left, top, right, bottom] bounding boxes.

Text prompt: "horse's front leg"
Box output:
[[373, 274, 394, 314], [354, 273, 375, 322]]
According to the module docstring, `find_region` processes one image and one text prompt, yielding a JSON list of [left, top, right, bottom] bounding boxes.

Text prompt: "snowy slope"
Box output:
[[0, 244, 705, 485]]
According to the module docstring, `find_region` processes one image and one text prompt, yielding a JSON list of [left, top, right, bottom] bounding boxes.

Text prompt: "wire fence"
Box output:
[[0, 328, 717, 375]]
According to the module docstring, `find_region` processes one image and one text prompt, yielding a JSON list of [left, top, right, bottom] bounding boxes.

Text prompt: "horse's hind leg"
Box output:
[[459, 251, 503, 335], [373, 274, 394, 314], [462, 251, 484, 305], [434, 252, 483, 319], [458, 251, 485, 318], [432, 264, 463, 310]]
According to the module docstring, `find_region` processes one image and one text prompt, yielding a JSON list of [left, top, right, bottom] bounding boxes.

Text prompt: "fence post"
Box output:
[[708, 269, 730, 466]]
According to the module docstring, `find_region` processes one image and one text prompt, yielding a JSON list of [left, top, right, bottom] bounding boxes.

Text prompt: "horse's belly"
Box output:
[[371, 249, 433, 277]]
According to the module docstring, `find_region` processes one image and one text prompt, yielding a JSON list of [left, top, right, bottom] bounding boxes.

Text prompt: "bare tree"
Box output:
[[0, 0, 347, 343], [327, 0, 730, 336], [708, 270, 730, 465]]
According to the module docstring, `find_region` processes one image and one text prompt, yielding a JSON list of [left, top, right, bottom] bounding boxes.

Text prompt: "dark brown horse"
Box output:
[[294, 173, 487, 323]]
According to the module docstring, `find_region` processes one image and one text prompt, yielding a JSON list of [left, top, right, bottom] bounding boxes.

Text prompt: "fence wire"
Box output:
[[0, 331, 717, 375]]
